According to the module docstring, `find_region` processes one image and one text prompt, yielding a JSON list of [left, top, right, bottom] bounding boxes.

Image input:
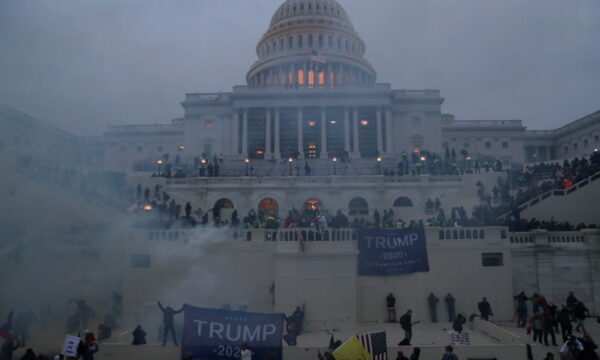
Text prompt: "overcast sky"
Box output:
[[0, 0, 599, 136]]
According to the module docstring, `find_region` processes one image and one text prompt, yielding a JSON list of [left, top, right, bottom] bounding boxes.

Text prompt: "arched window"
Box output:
[[259, 198, 279, 216], [393, 197, 413, 207], [349, 197, 368, 215]]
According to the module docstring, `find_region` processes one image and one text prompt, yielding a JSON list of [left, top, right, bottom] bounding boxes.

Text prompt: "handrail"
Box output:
[[497, 169, 600, 220]]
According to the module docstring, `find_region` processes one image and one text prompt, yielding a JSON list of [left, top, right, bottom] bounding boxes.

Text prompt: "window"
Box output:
[[288, 36, 293, 49], [130, 254, 151, 268], [157, 146, 163, 152], [308, 34, 313, 47], [337, 38, 342, 49], [328, 36, 333, 48], [482, 253, 503, 267], [120, 146, 127, 152], [463, 142, 470, 149], [485, 142, 491, 149], [349, 197, 369, 215], [583, 139, 588, 147], [204, 120, 214, 129], [502, 141, 508, 149], [280, 39, 284, 51], [573, 143, 578, 150], [412, 117, 421, 126], [318, 34, 324, 48], [137, 145, 143, 153], [298, 35, 303, 48], [595, 135, 599, 142]]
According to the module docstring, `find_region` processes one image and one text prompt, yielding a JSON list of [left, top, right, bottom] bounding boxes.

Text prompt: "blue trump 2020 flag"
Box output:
[[182, 304, 284, 360], [357, 228, 430, 276]]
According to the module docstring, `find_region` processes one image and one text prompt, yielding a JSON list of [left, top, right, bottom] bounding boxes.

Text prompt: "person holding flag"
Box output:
[[332, 330, 388, 360]]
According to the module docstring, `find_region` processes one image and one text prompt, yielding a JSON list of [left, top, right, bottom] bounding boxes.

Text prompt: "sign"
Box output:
[[182, 304, 284, 360], [60, 335, 81, 357], [357, 228, 430, 276], [450, 332, 471, 346]]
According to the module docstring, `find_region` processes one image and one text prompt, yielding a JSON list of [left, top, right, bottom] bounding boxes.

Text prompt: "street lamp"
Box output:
[[376, 156, 382, 175], [288, 157, 294, 176], [245, 158, 250, 176], [199, 158, 207, 177], [332, 157, 337, 175], [156, 159, 164, 175], [143, 204, 152, 211]]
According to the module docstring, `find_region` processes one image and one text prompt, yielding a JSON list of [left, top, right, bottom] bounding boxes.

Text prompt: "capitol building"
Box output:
[[1, 1, 600, 359]]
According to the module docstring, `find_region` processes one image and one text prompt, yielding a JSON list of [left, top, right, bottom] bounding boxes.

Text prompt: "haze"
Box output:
[[0, 0, 598, 135]]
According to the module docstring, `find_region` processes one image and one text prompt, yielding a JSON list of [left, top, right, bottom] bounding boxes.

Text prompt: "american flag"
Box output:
[[310, 49, 326, 64], [358, 330, 388, 360]]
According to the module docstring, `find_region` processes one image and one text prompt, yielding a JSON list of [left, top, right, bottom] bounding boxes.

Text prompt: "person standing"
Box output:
[[574, 301, 589, 333], [566, 291, 578, 321], [240, 344, 252, 360], [558, 307, 573, 343], [477, 297, 493, 321], [157, 301, 183, 346], [444, 293, 456, 322], [386, 293, 397, 322], [513, 291, 528, 327], [398, 310, 413, 346], [132, 325, 147, 345], [452, 314, 466, 333], [542, 309, 558, 346], [409, 347, 421, 360], [428, 293, 439, 323], [530, 313, 544, 344], [441, 345, 459, 360]]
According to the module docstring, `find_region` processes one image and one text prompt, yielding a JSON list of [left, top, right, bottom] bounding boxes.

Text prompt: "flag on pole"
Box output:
[[332, 335, 370, 360], [311, 49, 326, 64], [332, 331, 388, 360], [358, 330, 388, 360]]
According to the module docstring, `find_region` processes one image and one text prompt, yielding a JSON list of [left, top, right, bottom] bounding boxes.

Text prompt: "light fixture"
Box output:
[[332, 157, 338, 162], [330, 120, 337, 124], [288, 157, 294, 163], [360, 120, 369, 126], [420, 156, 426, 161], [178, 145, 185, 151], [308, 120, 317, 127], [156, 160, 163, 165], [143, 204, 152, 211], [245, 158, 250, 164], [376, 157, 382, 162], [201, 159, 207, 164]]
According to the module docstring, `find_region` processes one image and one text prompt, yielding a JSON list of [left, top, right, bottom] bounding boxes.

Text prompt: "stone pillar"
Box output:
[[242, 109, 248, 157], [291, 63, 296, 86], [320, 108, 328, 158], [385, 108, 393, 155], [584, 229, 600, 313], [343, 107, 350, 154], [352, 107, 360, 158], [274, 108, 281, 159], [232, 110, 239, 155], [376, 108, 383, 156], [532, 230, 556, 302], [303, 63, 308, 86], [265, 108, 272, 157], [297, 108, 304, 158]]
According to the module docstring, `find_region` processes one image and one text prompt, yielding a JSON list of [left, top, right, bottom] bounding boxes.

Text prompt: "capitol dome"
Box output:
[[246, 0, 376, 87]]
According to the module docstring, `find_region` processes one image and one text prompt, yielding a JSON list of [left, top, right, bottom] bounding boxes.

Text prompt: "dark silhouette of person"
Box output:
[[132, 325, 147, 345], [452, 313, 466, 333], [428, 293, 439, 323], [19, 348, 36, 360], [398, 310, 413, 346], [0, 336, 19, 360], [444, 293, 456, 322], [513, 291, 528, 327], [477, 297, 493, 321], [157, 301, 183, 346], [386, 293, 397, 322]]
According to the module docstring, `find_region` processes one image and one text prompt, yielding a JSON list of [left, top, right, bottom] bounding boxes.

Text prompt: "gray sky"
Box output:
[[0, 0, 599, 136]]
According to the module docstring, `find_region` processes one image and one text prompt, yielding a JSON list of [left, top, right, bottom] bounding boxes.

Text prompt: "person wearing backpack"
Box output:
[[441, 345, 458, 360]]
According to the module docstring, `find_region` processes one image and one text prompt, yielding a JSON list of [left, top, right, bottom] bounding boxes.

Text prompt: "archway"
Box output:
[[348, 197, 368, 215], [258, 198, 279, 216], [393, 197, 413, 207], [213, 198, 235, 220]]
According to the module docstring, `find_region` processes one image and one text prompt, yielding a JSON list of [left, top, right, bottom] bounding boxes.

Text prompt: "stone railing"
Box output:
[[509, 229, 600, 245], [166, 174, 463, 187]]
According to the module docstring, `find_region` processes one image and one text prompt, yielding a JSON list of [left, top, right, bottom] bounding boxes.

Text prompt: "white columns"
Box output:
[[352, 107, 360, 158], [265, 109, 272, 157], [385, 108, 393, 155], [376, 108, 383, 156], [242, 109, 248, 157], [297, 108, 304, 158], [343, 107, 350, 153], [232, 110, 239, 155], [320, 108, 328, 158], [274, 108, 281, 158]]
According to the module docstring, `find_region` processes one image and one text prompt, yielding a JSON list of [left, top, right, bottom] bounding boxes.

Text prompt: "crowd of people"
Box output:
[[513, 291, 599, 359]]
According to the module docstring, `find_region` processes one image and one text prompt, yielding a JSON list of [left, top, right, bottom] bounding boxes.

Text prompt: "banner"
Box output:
[[357, 228, 429, 276], [60, 335, 81, 357], [182, 304, 284, 360]]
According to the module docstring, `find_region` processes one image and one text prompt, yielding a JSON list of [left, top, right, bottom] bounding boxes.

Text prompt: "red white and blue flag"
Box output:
[[358, 330, 388, 360], [311, 50, 326, 64]]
